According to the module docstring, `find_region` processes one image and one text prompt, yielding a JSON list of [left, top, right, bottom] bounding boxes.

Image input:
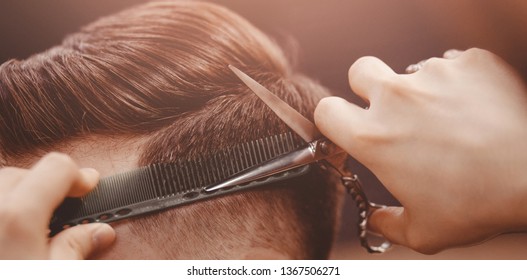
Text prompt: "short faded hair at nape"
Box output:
[[0, 1, 340, 259]]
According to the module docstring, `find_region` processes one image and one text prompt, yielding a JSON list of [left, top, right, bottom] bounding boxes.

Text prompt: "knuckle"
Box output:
[[352, 56, 378, 68], [349, 56, 380, 77], [421, 57, 443, 71], [443, 49, 461, 58], [413, 57, 451, 78], [426, 57, 442, 65], [464, 47, 486, 56], [460, 48, 497, 63]]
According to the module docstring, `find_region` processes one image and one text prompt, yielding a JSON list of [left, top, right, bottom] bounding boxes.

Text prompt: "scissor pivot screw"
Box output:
[[320, 141, 329, 155]]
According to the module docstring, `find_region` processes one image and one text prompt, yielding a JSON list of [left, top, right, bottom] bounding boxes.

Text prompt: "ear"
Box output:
[[241, 247, 290, 260]]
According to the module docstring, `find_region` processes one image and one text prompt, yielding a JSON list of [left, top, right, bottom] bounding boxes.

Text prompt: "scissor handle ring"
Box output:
[[342, 175, 391, 254]]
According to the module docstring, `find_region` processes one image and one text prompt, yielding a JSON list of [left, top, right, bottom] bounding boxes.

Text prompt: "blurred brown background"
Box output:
[[2, 0, 526, 259]]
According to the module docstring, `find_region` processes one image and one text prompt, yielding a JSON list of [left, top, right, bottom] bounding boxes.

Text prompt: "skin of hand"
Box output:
[[0, 153, 115, 259], [314, 48, 527, 254]]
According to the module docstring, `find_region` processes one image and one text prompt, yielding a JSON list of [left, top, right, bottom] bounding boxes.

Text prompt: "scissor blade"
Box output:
[[229, 65, 322, 143], [205, 145, 315, 192]]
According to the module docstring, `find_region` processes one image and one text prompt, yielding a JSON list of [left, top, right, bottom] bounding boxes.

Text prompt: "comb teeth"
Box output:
[[151, 131, 303, 195], [50, 132, 307, 235], [67, 165, 159, 217]]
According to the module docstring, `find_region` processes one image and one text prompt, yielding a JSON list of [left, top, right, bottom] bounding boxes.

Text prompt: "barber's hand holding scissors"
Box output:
[[0, 153, 115, 259], [315, 48, 527, 254]]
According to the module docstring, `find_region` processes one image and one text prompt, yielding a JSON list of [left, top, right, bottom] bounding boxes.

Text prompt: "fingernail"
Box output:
[[80, 168, 100, 186], [92, 223, 116, 249]]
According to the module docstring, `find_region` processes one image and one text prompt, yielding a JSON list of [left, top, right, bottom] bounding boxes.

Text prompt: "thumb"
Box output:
[[369, 206, 408, 247], [314, 96, 367, 157], [49, 223, 115, 259]]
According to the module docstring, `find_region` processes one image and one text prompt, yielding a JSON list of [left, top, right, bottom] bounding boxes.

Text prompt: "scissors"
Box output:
[[205, 65, 391, 253]]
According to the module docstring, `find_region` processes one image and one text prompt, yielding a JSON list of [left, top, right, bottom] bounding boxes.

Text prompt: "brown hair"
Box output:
[[0, 1, 340, 259]]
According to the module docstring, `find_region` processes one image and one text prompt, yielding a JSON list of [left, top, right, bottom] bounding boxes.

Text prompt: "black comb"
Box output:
[[50, 132, 309, 235]]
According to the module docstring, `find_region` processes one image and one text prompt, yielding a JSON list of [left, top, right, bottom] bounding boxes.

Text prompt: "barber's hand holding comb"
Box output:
[[0, 153, 115, 259]]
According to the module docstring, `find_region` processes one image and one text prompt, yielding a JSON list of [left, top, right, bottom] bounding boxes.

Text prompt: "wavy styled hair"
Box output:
[[0, 1, 340, 259]]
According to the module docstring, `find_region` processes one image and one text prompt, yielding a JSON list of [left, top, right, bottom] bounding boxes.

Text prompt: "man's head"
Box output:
[[0, 1, 342, 259]]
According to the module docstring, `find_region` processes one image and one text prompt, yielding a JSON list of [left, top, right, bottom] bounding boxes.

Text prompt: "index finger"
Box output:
[[10, 153, 99, 224], [348, 56, 397, 103], [315, 96, 367, 157]]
